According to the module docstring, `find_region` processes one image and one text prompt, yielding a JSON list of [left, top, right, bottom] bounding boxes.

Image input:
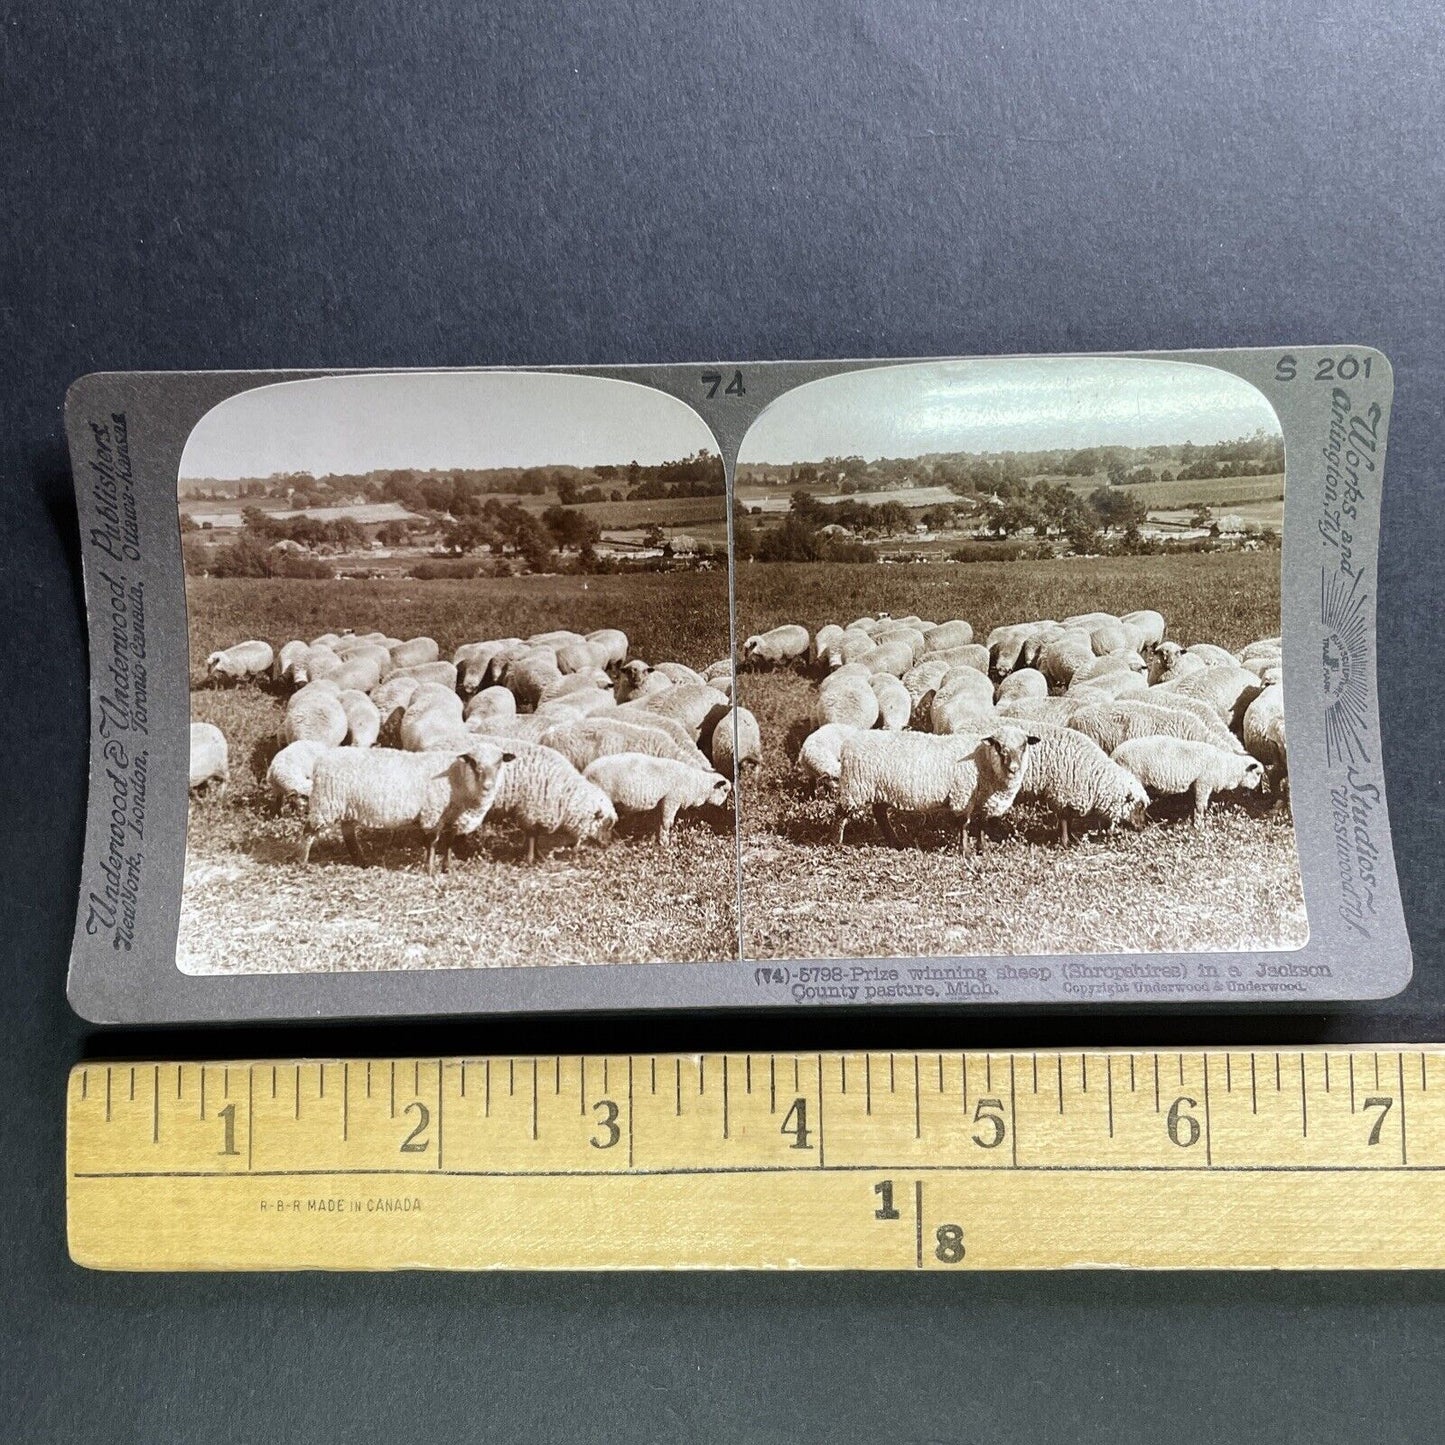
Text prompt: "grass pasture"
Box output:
[[733, 555, 1306, 961], [183, 572, 736, 974]]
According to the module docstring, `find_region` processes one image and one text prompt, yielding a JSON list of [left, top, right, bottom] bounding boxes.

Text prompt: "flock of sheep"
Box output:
[[739, 608, 1285, 852], [188, 603, 1286, 877], [190, 628, 747, 874]]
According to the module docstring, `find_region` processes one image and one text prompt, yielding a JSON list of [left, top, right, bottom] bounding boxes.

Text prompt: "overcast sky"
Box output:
[[738, 357, 1281, 464], [180, 371, 719, 480]]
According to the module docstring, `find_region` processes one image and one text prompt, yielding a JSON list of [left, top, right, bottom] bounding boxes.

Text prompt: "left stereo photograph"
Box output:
[[81, 370, 739, 992]]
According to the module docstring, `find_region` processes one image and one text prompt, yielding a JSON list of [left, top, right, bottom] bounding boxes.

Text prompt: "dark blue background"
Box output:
[[4, 2, 1443, 1439]]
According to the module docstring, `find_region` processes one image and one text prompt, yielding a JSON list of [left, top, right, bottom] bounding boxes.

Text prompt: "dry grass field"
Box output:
[[734, 553, 1307, 961], [182, 573, 738, 974]]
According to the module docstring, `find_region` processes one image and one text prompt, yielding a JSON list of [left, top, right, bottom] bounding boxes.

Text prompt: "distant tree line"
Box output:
[[737, 429, 1285, 495], [181, 451, 724, 515]]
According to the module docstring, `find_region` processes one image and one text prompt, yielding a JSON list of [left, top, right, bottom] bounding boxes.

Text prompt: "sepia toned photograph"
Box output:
[[179, 370, 738, 973], [732, 358, 1304, 960]]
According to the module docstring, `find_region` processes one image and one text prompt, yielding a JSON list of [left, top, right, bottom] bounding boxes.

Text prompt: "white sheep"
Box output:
[[653, 661, 708, 686], [388, 636, 440, 670], [275, 639, 309, 686], [1155, 664, 1262, 727], [930, 669, 995, 736], [371, 674, 421, 740], [538, 669, 614, 708], [1072, 670, 1149, 702], [1085, 621, 1131, 656], [284, 686, 348, 748], [539, 716, 711, 773], [855, 638, 919, 678], [631, 682, 732, 742], [338, 689, 381, 748], [501, 649, 564, 708], [799, 723, 859, 791], [1068, 701, 1234, 755], [301, 741, 514, 873], [870, 625, 927, 663], [995, 668, 1048, 703], [331, 654, 384, 694], [742, 624, 811, 668], [1239, 637, 1282, 662], [921, 620, 974, 654], [1037, 631, 1096, 692], [834, 727, 1037, 852], [922, 642, 990, 675], [1120, 610, 1166, 647], [1186, 642, 1237, 668], [399, 691, 465, 752], [265, 739, 331, 811], [583, 755, 732, 845], [869, 674, 912, 731], [481, 741, 617, 863], [987, 622, 1045, 676], [1146, 641, 1207, 685], [538, 690, 617, 720], [586, 628, 629, 669], [813, 623, 847, 668], [703, 658, 734, 684], [527, 629, 585, 649], [835, 629, 880, 667], [291, 643, 344, 688], [188, 721, 229, 796], [205, 640, 273, 685], [454, 639, 523, 695], [710, 707, 763, 775], [997, 695, 1095, 727], [463, 686, 517, 723], [554, 638, 612, 675], [1243, 682, 1288, 795], [1014, 725, 1148, 844], [814, 672, 880, 731], [1073, 651, 1146, 684], [1240, 653, 1283, 680], [386, 660, 459, 692], [334, 639, 391, 668], [1112, 737, 1265, 825], [466, 714, 559, 746]]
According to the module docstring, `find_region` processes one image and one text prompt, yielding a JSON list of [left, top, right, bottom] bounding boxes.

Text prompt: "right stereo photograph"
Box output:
[[731, 357, 1303, 962]]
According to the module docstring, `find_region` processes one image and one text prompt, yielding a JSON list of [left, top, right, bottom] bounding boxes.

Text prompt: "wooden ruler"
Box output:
[[67, 1048, 1445, 1270]]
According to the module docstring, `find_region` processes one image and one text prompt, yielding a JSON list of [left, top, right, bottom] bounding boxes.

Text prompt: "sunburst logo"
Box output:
[[1321, 568, 1372, 766]]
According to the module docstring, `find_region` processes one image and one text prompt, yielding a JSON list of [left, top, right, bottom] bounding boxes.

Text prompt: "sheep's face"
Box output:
[[984, 728, 1034, 788], [1148, 642, 1184, 684], [1239, 760, 1265, 791], [708, 776, 733, 807]]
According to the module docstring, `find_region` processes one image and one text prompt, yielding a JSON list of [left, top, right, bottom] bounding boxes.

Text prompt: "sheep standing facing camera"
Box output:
[[834, 728, 1037, 852], [1111, 737, 1265, 826], [301, 742, 514, 874], [583, 755, 732, 846]]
